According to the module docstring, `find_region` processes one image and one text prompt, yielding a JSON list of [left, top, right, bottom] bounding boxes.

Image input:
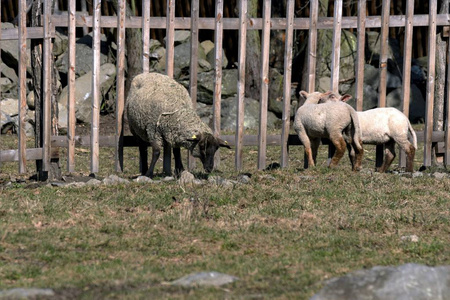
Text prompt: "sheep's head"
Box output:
[[298, 91, 331, 105], [188, 133, 231, 173]]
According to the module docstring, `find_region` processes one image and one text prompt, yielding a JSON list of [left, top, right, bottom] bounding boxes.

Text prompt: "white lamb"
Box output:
[[318, 91, 417, 172], [294, 91, 364, 171]]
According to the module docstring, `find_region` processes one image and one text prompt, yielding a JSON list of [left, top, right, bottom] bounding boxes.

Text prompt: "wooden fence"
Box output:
[[0, 0, 449, 176]]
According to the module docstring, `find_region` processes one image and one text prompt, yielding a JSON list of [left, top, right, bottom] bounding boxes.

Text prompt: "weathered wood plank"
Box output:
[[213, 0, 224, 137], [141, 0, 151, 73], [399, 0, 415, 168], [257, 0, 271, 170], [378, 0, 391, 108], [235, 0, 247, 171], [91, 0, 101, 174], [281, 0, 295, 168], [67, 0, 76, 172], [18, 0, 27, 173], [355, 0, 366, 111], [330, 0, 343, 93], [424, 1, 438, 167], [307, 0, 318, 93], [42, 0, 52, 173], [0, 148, 58, 162], [188, 0, 200, 170], [48, 14, 450, 31], [115, 0, 126, 172]]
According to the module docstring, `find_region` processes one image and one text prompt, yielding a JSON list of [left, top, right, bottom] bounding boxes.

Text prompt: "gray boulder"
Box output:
[[186, 69, 238, 104], [0, 98, 35, 136], [171, 271, 239, 287], [58, 63, 116, 130], [386, 84, 425, 123], [221, 96, 280, 131], [311, 263, 450, 300], [56, 33, 109, 78]]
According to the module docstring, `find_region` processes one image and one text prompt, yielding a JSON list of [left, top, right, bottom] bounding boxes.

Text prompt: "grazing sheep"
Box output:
[[319, 92, 417, 172], [293, 91, 364, 171], [127, 72, 231, 177]]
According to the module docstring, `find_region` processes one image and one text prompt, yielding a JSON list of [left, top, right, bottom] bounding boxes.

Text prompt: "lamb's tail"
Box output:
[[350, 108, 363, 150], [407, 120, 418, 149]]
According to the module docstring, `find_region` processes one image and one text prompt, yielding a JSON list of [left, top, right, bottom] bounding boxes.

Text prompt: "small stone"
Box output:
[[0, 288, 55, 298], [179, 171, 195, 186], [170, 271, 239, 287], [432, 172, 447, 180], [135, 176, 153, 183], [401, 234, 419, 243], [412, 172, 424, 178], [103, 174, 129, 185], [162, 176, 175, 182], [237, 174, 251, 184], [85, 178, 102, 186]]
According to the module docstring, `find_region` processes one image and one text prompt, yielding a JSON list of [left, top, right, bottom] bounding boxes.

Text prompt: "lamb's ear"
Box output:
[[218, 138, 231, 149], [340, 94, 352, 102], [299, 90, 309, 101]]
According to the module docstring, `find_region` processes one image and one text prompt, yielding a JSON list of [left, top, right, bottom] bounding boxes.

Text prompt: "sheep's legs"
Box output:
[[329, 136, 347, 168], [311, 138, 321, 165], [351, 139, 364, 171], [378, 141, 395, 173], [173, 147, 184, 177], [147, 147, 161, 178], [399, 142, 416, 172], [137, 138, 149, 176]]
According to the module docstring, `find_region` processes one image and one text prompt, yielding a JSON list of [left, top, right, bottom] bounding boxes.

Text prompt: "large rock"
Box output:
[[1, 22, 31, 74], [173, 41, 209, 76], [185, 69, 239, 104], [56, 33, 109, 78], [221, 96, 280, 131], [311, 263, 450, 300], [58, 63, 116, 130], [0, 98, 35, 136], [386, 84, 426, 123]]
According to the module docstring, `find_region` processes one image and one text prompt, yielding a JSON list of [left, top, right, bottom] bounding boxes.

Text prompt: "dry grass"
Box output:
[[0, 132, 449, 299]]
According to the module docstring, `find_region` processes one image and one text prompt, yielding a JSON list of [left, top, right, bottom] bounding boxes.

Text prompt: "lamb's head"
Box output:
[[188, 133, 231, 173], [298, 91, 331, 105], [318, 91, 352, 103]]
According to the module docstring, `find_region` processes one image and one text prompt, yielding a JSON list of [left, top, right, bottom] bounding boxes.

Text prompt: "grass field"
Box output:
[[0, 131, 449, 299]]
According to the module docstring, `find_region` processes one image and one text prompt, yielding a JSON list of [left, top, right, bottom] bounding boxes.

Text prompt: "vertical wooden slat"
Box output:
[[18, 0, 27, 173], [91, 0, 101, 174], [188, 0, 200, 170], [355, 0, 366, 112], [445, 14, 450, 166], [307, 0, 319, 93], [330, 0, 343, 93], [235, 0, 247, 171], [115, 0, 126, 172], [213, 0, 224, 137], [257, 0, 271, 170], [42, 0, 52, 173], [424, 1, 437, 167], [399, 0, 414, 168], [378, 0, 391, 108], [142, 0, 151, 73], [281, 0, 295, 168], [67, 0, 76, 172], [0, 3, 2, 169], [80, 0, 89, 36], [165, 0, 175, 78], [163, 0, 175, 175]]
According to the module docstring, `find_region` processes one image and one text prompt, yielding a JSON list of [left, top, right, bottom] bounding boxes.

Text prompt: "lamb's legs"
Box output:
[[311, 138, 321, 165], [329, 135, 347, 168], [378, 141, 395, 173], [398, 141, 416, 172], [173, 147, 184, 177], [147, 147, 161, 178], [352, 138, 364, 172]]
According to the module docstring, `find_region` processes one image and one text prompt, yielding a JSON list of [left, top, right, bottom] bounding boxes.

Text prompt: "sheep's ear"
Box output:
[[218, 138, 231, 149], [340, 94, 352, 102], [299, 90, 309, 101]]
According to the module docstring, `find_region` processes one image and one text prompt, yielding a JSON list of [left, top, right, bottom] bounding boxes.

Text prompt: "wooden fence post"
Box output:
[[115, 0, 126, 172], [257, 0, 271, 170], [18, 0, 27, 174], [91, 0, 101, 174], [235, 0, 247, 171], [213, 0, 224, 168], [330, 0, 342, 94], [307, 0, 318, 93], [355, 0, 366, 112], [67, 0, 76, 172], [281, 0, 295, 168], [424, 1, 437, 167]]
